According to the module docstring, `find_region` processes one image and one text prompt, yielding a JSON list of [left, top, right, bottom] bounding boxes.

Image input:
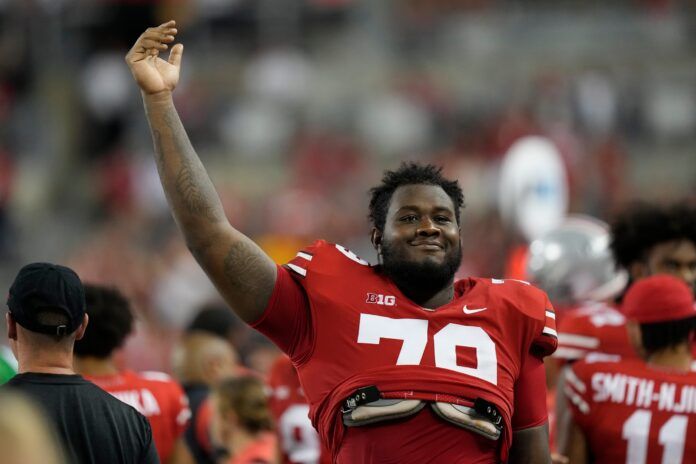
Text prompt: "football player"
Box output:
[[554, 203, 696, 364], [126, 21, 558, 463], [268, 355, 331, 464], [563, 275, 696, 463], [74, 285, 192, 464], [526, 215, 628, 453]]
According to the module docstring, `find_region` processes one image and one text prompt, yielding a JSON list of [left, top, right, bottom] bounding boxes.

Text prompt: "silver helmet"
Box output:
[[526, 215, 627, 306]]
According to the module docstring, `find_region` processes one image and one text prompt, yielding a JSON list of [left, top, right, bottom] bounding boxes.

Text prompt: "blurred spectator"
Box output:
[[0, 344, 17, 384], [75, 284, 192, 464], [268, 354, 331, 464], [211, 375, 277, 464], [0, 390, 66, 464], [172, 330, 240, 464], [3, 263, 158, 463]]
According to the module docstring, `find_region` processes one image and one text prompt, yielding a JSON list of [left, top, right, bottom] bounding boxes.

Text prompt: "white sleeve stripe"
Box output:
[[296, 251, 313, 261], [563, 385, 590, 415], [287, 263, 307, 277], [564, 368, 587, 393], [558, 333, 600, 349], [546, 311, 556, 319], [552, 347, 588, 360], [543, 327, 558, 337]]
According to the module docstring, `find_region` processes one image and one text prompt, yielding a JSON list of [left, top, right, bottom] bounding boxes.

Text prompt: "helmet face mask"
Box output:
[[527, 215, 628, 307]]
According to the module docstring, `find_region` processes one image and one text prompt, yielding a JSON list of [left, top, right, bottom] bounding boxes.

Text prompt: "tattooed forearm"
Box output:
[[143, 93, 277, 322], [147, 96, 225, 224], [175, 157, 221, 222]]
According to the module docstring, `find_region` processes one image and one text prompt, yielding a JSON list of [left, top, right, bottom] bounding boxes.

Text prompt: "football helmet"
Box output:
[[526, 215, 627, 306]]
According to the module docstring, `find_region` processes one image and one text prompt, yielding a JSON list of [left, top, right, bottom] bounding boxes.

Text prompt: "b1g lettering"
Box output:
[[366, 293, 396, 306]]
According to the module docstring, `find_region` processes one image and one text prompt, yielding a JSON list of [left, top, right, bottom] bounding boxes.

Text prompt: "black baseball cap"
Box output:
[[7, 263, 86, 336]]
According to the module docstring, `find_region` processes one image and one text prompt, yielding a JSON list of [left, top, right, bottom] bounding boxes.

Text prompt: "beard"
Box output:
[[380, 239, 462, 303]]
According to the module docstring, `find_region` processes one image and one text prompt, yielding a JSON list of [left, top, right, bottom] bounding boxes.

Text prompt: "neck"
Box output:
[[402, 283, 455, 309], [17, 347, 76, 375], [228, 428, 256, 458], [73, 356, 119, 376], [646, 344, 693, 372]]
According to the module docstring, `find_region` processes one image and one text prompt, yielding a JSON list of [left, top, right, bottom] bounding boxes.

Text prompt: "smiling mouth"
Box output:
[[412, 243, 444, 250]]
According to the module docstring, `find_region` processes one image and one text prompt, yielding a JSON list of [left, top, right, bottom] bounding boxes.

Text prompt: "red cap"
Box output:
[[623, 275, 696, 324]]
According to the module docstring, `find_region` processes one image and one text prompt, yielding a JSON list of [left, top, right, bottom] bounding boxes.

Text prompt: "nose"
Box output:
[[416, 217, 440, 237]]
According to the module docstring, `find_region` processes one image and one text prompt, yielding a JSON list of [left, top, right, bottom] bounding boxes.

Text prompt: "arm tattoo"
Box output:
[[174, 157, 220, 222], [223, 240, 275, 297], [155, 107, 223, 223]]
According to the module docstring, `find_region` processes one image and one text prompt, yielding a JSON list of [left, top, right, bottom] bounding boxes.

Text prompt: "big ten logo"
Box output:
[[366, 293, 396, 306]]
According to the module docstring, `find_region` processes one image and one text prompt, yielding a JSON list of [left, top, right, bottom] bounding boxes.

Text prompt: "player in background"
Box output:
[[211, 375, 277, 464], [173, 325, 240, 464], [553, 203, 696, 364], [527, 215, 629, 367], [127, 21, 557, 463], [74, 284, 192, 464], [611, 202, 696, 294], [563, 275, 696, 463], [529, 205, 696, 455], [526, 215, 628, 453], [267, 355, 331, 464]]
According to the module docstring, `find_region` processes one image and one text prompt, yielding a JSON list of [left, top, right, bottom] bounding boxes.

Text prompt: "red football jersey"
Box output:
[[554, 301, 635, 363], [268, 355, 331, 464], [253, 241, 558, 462], [566, 358, 696, 464], [86, 370, 191, 462]]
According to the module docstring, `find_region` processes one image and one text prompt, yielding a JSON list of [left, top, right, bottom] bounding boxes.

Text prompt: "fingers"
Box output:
[[168, 44, 184, 68], [126, 20, 179, 63]]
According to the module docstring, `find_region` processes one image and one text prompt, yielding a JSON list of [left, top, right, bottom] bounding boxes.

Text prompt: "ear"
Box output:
[[371, 227, 382, 251], [74, 314, 89, 341], [626, 321, 644, 358], [6, 313, 17, 341]]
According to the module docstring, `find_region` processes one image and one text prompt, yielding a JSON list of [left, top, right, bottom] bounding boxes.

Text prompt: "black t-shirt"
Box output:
[[6, 372, 159, 464]]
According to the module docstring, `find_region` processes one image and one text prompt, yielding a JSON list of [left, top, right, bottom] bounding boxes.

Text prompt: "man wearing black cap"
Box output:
[[4, 262, 160, 464]]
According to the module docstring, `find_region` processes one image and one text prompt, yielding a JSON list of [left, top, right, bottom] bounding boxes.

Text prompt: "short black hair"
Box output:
[[610, 202, 696, 269], [368, 162, 465, 232], [640, 316, 696, 354], [186, 303, 239, 339], [73, 285, 133, 359]]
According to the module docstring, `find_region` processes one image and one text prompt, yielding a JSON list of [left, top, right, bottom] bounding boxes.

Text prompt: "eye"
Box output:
[[400, 215, 418, 223], [434, 216, 452, 224], [664, 261, 680, 270]]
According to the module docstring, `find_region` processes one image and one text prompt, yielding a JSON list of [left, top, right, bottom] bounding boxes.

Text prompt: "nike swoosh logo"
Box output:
[[463, 305, 488, 314]]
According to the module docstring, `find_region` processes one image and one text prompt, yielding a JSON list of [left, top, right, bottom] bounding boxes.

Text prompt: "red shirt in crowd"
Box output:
[[85, 370, 190, 462], [268, 354, 331, 464]]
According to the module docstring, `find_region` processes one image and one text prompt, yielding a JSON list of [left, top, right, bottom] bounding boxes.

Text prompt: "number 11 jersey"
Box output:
[[566, 357, 696, 464]]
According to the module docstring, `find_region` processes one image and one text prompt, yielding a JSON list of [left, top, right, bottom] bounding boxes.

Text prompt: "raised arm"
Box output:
[[125, 21, 277, 322]]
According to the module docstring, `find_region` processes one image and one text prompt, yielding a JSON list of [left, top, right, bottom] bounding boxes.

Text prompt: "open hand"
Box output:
[[125, 20, 182, 95]]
